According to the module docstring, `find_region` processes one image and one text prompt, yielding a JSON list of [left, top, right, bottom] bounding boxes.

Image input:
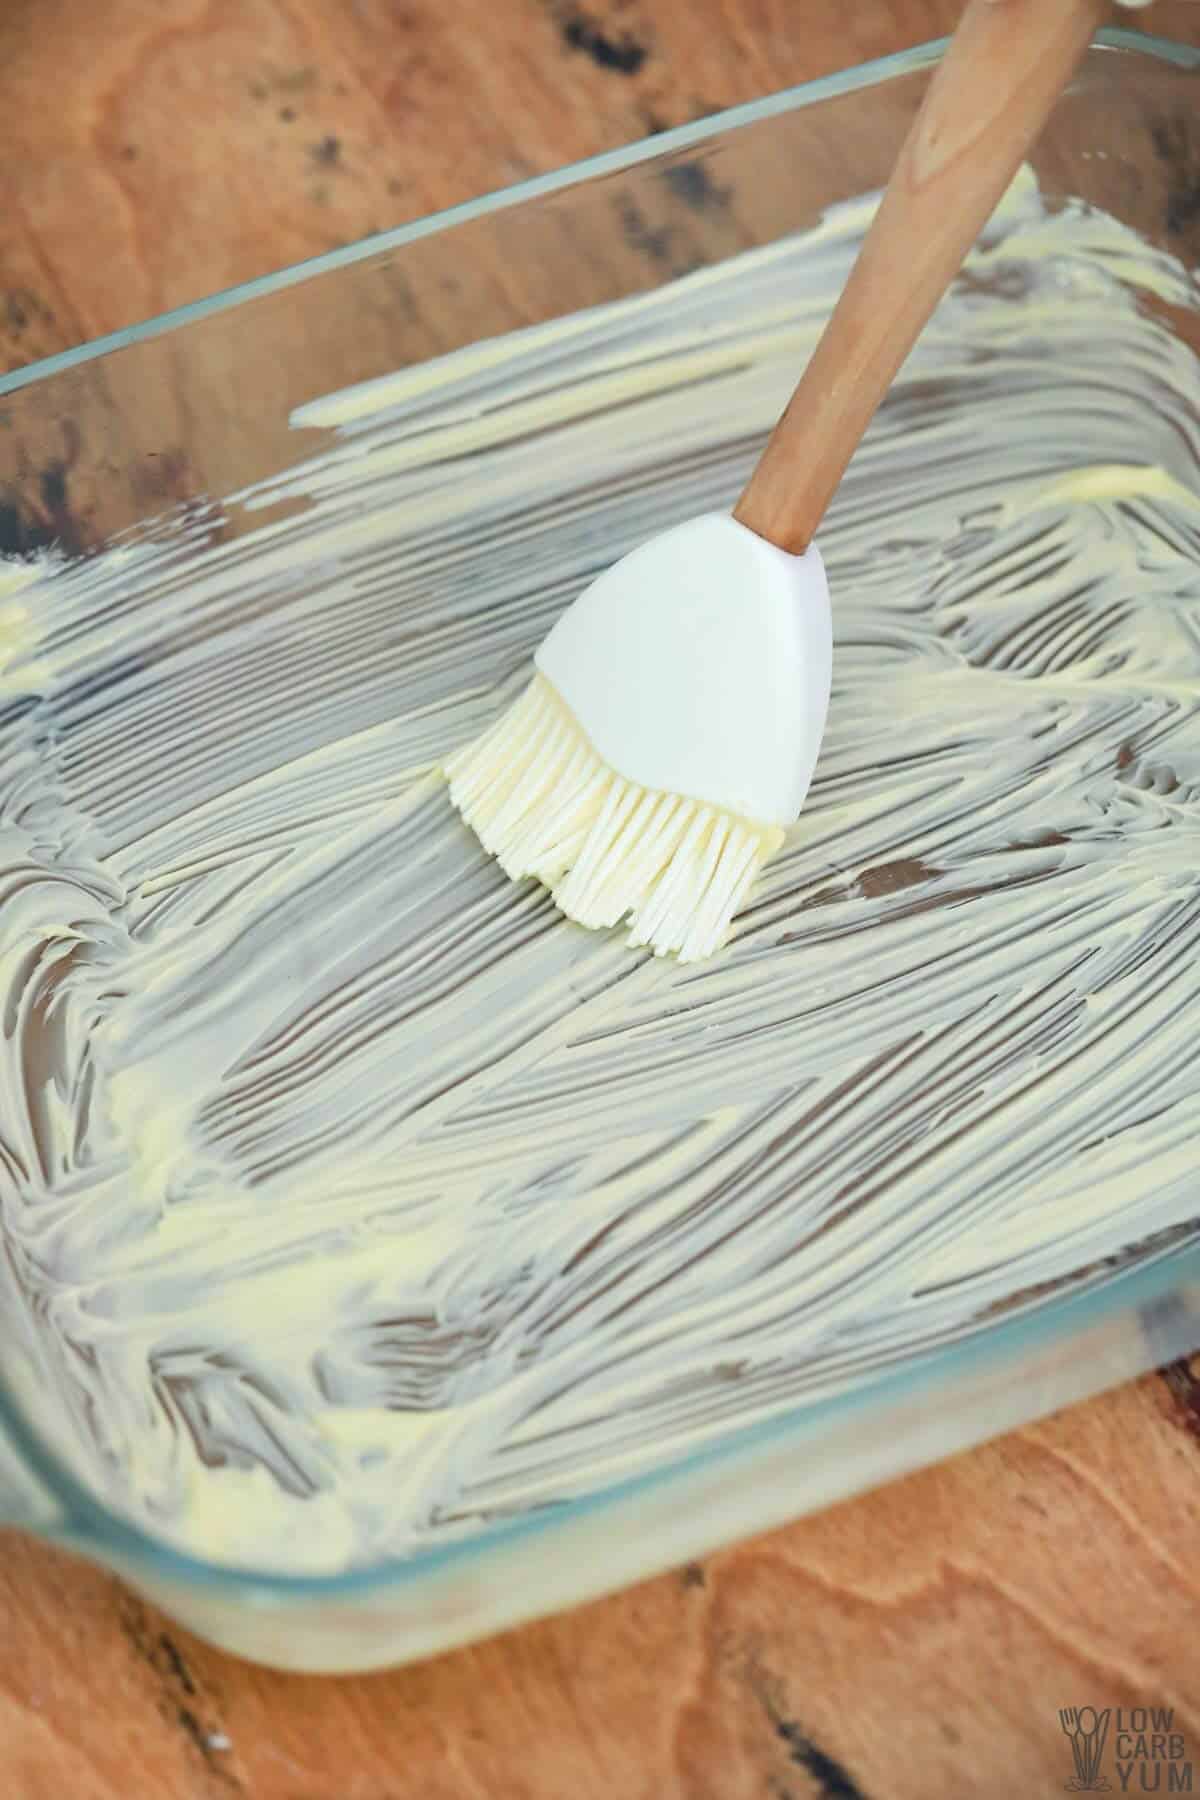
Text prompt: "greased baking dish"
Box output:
[[1, 30, 1199, 1672]]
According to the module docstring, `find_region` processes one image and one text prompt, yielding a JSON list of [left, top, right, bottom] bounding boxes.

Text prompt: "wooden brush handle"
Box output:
[[733, 0, 1109, 554]]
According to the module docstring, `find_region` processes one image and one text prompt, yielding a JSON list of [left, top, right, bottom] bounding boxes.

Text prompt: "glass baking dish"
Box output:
[[1, 28, 1199, 1674]]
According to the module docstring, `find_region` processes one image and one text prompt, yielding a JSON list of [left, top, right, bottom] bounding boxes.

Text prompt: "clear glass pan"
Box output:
[[1, 29, 1199, 1673]]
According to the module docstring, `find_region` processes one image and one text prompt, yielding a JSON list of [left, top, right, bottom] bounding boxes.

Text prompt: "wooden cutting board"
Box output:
[[2, 4, 1200, 1797]]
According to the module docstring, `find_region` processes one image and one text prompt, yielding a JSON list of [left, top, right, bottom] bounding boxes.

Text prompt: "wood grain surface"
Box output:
[[3, 4, 1200, 1798]]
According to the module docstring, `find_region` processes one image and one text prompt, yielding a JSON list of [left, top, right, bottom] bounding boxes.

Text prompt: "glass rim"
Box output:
[[0, 27, 1195, 404], [1, 23, 1198, 1601]]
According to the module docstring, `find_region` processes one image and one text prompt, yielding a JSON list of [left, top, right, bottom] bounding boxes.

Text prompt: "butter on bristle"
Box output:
[[445, 673, 783, 961]]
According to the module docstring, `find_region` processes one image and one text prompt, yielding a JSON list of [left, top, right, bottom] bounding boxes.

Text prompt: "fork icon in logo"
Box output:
[[1059, 1707, 1112, 1791]]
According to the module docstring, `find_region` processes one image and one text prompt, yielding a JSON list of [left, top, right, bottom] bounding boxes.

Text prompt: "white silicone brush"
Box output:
[[446, 0, 1107, 962]]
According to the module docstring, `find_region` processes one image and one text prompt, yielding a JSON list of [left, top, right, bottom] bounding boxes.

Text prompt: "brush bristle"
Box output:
[[443, 674, 783, 962]]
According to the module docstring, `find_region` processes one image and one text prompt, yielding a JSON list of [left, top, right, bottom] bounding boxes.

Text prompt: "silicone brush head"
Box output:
[[443, 512, 832, 962]]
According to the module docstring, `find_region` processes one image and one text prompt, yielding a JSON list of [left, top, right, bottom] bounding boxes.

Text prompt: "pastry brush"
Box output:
[[445, 0, 1107, 962]]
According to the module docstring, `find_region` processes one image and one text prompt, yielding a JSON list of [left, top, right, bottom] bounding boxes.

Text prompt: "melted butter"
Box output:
[[2, 170, 1199, 1572]]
